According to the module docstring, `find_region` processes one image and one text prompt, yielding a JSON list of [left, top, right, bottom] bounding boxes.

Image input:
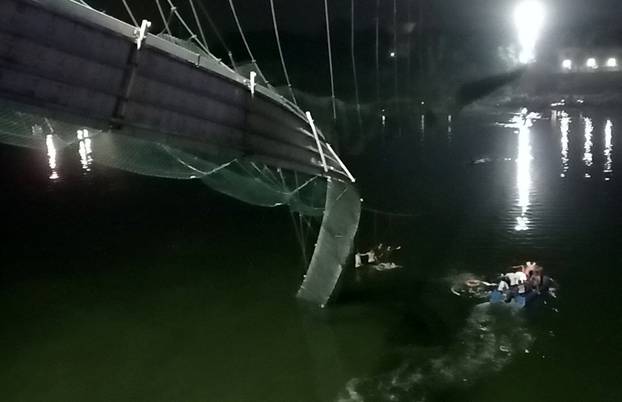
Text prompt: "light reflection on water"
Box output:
[[557, 112, 615, 181], [583, 117, 594, 178], [604, 119, 613, 180], [77, 129, 93, 173], [560, 112, 570, 178], [515, 113, 533, 231], [45, 134, 59, 181]]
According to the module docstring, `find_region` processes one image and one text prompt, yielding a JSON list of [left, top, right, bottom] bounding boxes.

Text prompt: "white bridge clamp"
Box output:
[[134, 19, 151, 50], [306, 111, 329, 174], [326, 143, 356, 183], [249, 71, 257, 96]]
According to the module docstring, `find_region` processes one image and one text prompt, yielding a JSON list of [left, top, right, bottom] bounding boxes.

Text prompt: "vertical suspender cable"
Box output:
[[324, 0, 337, 121], [188, 0, 209, 52], [78, 0, 94, 9], [407, 0, 412, 96], [269, 0, 298, 105], [393, 0, 398, 103], [121, 0, 138, 26], [351, 0, 362, 128], [393, 0, 402, 135], [165, 0, 210, 55], [375, 0, 380, 106], [228, 0, 270, 86], [154, 0, 172, 36], [195, 1, 237, 68]]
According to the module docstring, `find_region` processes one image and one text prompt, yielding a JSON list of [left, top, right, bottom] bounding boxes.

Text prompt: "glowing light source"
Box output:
[[514, 1, 545, 64], [606, 58, 617, 68], [389, 51, 396, 58], [586, 58, 598, 69], [562, 59, 572, 70]]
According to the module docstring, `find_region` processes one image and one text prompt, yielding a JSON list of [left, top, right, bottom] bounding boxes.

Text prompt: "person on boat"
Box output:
[[497, 277, 510, 293], [503, 265, 528, 302], [529, 265, 556, 294], [355, 244, 401, 269], [354, 248, 377, 268]]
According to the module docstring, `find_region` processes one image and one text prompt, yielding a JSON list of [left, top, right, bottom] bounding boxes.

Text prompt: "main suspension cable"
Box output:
[[269, 0, 297, 105]]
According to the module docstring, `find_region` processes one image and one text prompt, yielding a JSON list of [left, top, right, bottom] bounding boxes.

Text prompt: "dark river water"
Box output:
[[2, 108, 622, 402]]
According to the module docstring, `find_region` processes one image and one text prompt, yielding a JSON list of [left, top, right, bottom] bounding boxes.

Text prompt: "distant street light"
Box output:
[[586, 58, 598, 69], [514, 1, 545, 64]]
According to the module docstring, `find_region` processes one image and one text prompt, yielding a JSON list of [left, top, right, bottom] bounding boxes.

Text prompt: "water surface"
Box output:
[[2, 108, 622, 401]]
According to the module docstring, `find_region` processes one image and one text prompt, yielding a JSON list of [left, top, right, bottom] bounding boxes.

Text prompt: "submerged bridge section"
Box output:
[[0, 0, 360, 307]]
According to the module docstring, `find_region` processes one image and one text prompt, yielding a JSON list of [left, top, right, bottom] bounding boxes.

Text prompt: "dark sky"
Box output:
[[89, 0, 622, 50], [94, 0, 622, 39]]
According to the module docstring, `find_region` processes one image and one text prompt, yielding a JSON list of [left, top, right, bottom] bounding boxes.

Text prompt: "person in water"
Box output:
[[354, 244, 401, 268], [498, 264, 529, 302], [498, 261, 557, 301]]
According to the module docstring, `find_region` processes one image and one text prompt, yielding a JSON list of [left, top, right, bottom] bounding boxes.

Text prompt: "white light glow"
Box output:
[[562, 59, 572, 70], [606, 58, 617, 68], [586, 58, 598, 69], [389, 51, 396, 58], [514, 1, 545, 64]]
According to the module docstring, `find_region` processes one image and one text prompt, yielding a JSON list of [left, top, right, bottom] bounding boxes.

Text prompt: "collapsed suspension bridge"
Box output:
[[0, 0, 373, 306]]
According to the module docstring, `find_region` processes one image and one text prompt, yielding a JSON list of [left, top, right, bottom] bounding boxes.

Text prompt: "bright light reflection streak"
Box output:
[[604, 119, 613, 179], [583, 117, 593, 177], [560, 112, 570, 177], [46, 134, 59, 180], [448, 115, 453, 141], [77, 129, 93, 172], [514, 1, 545, 64], [515, 114, 533, 231]]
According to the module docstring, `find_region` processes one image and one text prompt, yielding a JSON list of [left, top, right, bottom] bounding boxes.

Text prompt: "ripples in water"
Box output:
[[337, 302, 533, 402]]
